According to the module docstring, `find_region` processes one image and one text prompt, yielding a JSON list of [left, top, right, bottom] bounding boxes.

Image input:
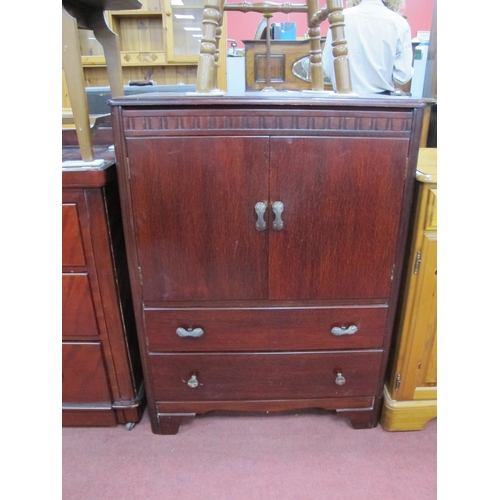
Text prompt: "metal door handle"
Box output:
[[176, 327, 204, 338], [272, 201, 284, 230], [255, 202, 267, 231], [331, 325, 358, 336]]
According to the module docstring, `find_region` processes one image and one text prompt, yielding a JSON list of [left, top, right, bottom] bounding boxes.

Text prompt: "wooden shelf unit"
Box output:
[[78, 0, 227, 89]]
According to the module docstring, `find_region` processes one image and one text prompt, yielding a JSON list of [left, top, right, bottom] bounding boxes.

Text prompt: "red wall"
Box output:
[[226, 0, 434, 47]]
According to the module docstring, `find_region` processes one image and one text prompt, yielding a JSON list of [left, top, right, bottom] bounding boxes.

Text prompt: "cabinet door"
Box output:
[[269, 137, 409, 300], [127, 136, 269, 302]]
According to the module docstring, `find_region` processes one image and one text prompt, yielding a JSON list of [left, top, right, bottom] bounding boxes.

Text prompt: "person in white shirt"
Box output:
[[322, 0, 413, 95]]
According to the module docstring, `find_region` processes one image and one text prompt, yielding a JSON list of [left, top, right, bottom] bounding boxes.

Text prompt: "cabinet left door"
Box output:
[[126, 136, 270, 302]]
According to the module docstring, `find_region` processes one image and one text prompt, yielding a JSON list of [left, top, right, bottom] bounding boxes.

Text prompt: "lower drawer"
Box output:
[[62, 342, 111, 404], [149, 351, 383, 401]]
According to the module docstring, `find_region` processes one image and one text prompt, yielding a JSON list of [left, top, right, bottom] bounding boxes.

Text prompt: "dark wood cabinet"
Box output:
[[62, 156, 145, 427], [109, 95, 424, 434]]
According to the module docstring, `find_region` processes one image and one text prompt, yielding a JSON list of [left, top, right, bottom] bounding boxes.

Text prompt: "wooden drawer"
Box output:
[[62, 204, 86, 267], [144, 307, 387, 352], [62, 273, 99, 338], [150, 351, 383, 401], [62, 342, 111, 404]]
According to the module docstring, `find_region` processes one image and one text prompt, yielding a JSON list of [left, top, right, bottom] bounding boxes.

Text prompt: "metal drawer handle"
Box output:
[[176, 327, 204, 338], [272, 201, 284, 230], [187, 374, 199, 388], [255, 201, 267, 231], [331, 325, 358, 336], [335, 372, 346, 386]]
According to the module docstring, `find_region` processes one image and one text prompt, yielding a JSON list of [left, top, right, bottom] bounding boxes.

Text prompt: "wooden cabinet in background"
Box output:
[[78, 0, 227, 89], [109, 94, 425, 435], [62, 151, 145, 427], [380, 148, 437, 431]]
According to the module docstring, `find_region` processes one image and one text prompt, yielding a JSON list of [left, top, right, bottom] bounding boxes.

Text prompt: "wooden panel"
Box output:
[[62, 204, 86, 267], [424, 188, 437, 231], [413, 235, 437, 390], [62, 274, 99, 337], [254, 54, 285, 84], [149, 351, 383, 401], [117, 16, 164, 52], [62, 343, 111, 403], [144, 306, 388, 352], [269, 137, 409, 300], [127, 136, 270, 302]]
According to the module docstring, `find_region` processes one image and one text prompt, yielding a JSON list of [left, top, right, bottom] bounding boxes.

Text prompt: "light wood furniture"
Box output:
[[109, 93, 425, 434], [62, 0, 141, 161], [243, 39, 331, 91], [380, 148, 437, 431], [79, 0, 227, 90], [63, 147, 145, 427]]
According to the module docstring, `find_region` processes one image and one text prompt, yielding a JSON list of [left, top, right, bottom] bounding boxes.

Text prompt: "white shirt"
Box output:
[[322, 0, 413, 95]]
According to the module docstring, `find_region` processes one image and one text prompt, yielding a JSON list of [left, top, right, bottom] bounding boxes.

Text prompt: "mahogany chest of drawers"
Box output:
[[109, 94, 424, 434], [62, 153, 145, 427]]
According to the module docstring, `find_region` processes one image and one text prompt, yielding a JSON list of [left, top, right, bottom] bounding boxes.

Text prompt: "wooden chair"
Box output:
[[194, 0, 352, 94]]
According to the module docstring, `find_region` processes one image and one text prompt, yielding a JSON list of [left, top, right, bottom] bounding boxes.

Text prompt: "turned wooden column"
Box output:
[[306, 0, 324, 92], [196, 0, 223, 93], [326, 0, 352, 94]]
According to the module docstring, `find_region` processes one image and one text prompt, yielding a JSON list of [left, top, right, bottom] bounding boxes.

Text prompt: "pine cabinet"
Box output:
[[380, 148, 437, 431], [78, 0, 227, 88], [109, 94, 425, 434]]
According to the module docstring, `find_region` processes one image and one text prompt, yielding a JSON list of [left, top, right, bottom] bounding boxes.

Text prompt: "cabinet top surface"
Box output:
[[108, 92, 430, 110]]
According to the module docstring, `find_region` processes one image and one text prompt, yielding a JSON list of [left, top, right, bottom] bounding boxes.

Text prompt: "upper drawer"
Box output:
[[144, 306, 387, 352], [62, 204, 86, 267]]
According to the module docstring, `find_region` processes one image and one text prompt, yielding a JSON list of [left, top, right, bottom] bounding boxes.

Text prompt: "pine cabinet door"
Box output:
[[268, 137, 409, 300], [127, 136, 270, 302]]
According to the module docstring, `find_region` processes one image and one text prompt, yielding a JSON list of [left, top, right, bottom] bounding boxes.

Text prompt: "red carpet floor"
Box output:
[[62, 411, 437, 499]]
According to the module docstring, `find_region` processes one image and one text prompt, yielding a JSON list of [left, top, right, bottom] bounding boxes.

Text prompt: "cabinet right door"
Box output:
[[269, 137, 409, 300]]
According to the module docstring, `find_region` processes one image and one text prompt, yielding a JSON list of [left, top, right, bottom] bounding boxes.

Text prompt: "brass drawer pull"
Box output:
[[335, 372, 346, 386], [187, 374, 199, 388], [255, 201, 267, 231], [331, 325, 358, 336], [272, 201, 284, 231], [176, 327, 204, 338]]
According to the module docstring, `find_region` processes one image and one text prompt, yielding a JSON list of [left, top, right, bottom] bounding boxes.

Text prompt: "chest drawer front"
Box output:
[[144, 307, 387, 352], [62, 274, 99, 338], [62, 204, 86, 267], [150, 351, 383, 401], [62, 342, 111, 404]]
